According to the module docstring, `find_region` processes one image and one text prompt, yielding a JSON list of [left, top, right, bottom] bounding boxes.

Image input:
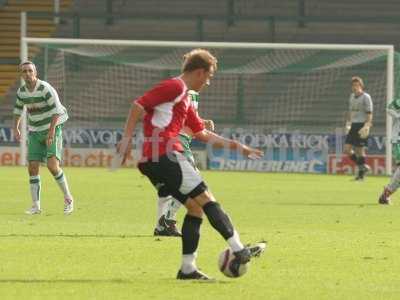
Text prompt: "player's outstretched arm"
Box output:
[[117, 102, 144, 162], [194, 129, 263, 159]]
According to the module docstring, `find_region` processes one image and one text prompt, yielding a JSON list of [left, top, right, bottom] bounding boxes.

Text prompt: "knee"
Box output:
[[47, 162, 60, 176], [343, 147, 352, 156], [185, 199, 204, 218], [28, 165, 39, 176], [355, 148, 364, 157]]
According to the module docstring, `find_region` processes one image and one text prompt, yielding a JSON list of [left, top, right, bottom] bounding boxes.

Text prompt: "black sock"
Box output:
[[357, 156, 366, 178], [202, 202, 234, 240], [350, 153, 357, 163], [182, 215, 202, 255]]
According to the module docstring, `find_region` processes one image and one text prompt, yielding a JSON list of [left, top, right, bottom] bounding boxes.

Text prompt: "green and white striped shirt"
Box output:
[[179, 90, 200, 142], [13, 79, 68, 132]]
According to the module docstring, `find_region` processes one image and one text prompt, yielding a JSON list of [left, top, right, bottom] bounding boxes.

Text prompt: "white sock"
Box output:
[[54, 170, 73, 200], [156, 196, 171, 227], [29, 175, 41, 209], [227, 230, 244, 252], [165, 198, 182, 221], [181, 253, 197, 274], [388, 166, 400, 192]]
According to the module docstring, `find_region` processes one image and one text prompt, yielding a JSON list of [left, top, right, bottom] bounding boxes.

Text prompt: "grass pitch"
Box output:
[[0, 167, 400, 299]]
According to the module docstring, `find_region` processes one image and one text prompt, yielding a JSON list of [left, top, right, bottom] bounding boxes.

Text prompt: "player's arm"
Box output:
[[117, 102, 144, 162], [118, 79, 183, 161], [344, 96, 352, 134], [45, 86, 64, 146], [359, 96, 373, 138], [13, 116, 22, 142], [13, 93, 24, 142], [195, 130, 263, 158]]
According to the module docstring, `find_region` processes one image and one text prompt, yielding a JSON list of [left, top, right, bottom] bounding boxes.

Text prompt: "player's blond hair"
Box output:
[[351, 76, 364, 89], [182, 49, 217, 73]]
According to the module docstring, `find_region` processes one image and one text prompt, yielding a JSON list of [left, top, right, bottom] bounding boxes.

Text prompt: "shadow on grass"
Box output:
[[276, 202, 378, 207], [0, 278, 233, 284], [0, 234, 154, 239], [0, 278, 133, 284], [160, 278, 233, 284]]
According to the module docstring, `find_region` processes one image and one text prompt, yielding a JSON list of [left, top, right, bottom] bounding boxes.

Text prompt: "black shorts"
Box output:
[[138, 151, 207, 204], [345, 122, 368, 147]]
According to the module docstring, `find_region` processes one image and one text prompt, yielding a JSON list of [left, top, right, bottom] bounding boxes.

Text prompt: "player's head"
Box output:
[[19, 60, 38, 84], [182, 49, 217, 92], [351, 76, 364, 94]]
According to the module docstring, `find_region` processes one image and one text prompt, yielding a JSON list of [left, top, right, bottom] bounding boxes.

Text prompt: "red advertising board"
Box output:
[[328, 154, 385, 175]]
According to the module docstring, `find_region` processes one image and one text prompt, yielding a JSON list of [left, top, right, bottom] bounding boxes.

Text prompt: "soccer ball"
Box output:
[[218, 247, 249, 278]]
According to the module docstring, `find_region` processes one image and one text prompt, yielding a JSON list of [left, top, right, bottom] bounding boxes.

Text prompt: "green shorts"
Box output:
[[393, 143, 400, 164], [28, 125, 63, 162]]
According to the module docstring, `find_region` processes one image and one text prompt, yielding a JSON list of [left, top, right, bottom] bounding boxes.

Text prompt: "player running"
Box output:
[[117, 49, 266, 280], [13, 61, 74, 215], [379, 98, 400, 204], [343, 76, 373, 180]]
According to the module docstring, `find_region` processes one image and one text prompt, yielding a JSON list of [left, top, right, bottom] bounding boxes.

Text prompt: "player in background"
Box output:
[[117, 49, 266, 280], [13, 61, 74, 215], [343, 76, 373, 180], [154, 89, 215, 237], [378, 98, 400, 204]]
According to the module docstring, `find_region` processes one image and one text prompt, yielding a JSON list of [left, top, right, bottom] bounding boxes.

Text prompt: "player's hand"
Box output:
[[13, 128, 21, 142], [358, 125, 370, 139], [344, 122, 351, 135], [116, 137, 132, 164], [242, 145, 264, 159], [46, 130, 55, 147], [204, 119, 215, 131]]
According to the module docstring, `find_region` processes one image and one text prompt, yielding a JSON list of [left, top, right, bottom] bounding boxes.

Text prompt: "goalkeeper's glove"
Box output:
[[344, 122, 351, 135], [358, 125, 370, 139]]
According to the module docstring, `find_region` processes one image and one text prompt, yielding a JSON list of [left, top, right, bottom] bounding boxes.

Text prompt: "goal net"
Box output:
[[21, 38, 399, 173]]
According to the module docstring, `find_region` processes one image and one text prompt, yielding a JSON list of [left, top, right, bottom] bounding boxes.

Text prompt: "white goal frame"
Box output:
[[20, 30, 394, 174]]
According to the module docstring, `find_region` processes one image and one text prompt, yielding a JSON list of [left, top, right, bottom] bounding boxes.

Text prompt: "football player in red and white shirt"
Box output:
[[117, 49, 266, 280]]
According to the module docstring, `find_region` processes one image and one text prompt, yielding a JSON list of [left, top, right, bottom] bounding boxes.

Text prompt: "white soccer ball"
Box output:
[[218, 247, 249, 278]]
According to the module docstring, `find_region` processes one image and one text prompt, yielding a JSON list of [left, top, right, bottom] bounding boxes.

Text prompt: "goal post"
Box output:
[[20, 36, 396, 174]]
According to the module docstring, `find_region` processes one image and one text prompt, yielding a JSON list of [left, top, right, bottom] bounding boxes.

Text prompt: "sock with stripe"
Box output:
[[54, 170, 73, 200], [29, 175, 41, 209]]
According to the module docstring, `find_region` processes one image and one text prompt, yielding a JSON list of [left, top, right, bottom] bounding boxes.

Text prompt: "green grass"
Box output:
[[1, 167, 400, 299]]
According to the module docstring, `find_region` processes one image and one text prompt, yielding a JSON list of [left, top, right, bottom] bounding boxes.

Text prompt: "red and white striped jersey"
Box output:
[[135, 77, 205, 160]]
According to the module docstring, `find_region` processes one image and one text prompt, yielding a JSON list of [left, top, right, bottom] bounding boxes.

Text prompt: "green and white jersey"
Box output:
[[179, 90, 200, 143], [13, 79, 68, 132], [387, 98, 400, 143]]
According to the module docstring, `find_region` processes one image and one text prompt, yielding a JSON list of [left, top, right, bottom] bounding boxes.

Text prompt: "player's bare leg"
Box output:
[[26, 161, 41, 214], [47, 156, 74, 214]]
